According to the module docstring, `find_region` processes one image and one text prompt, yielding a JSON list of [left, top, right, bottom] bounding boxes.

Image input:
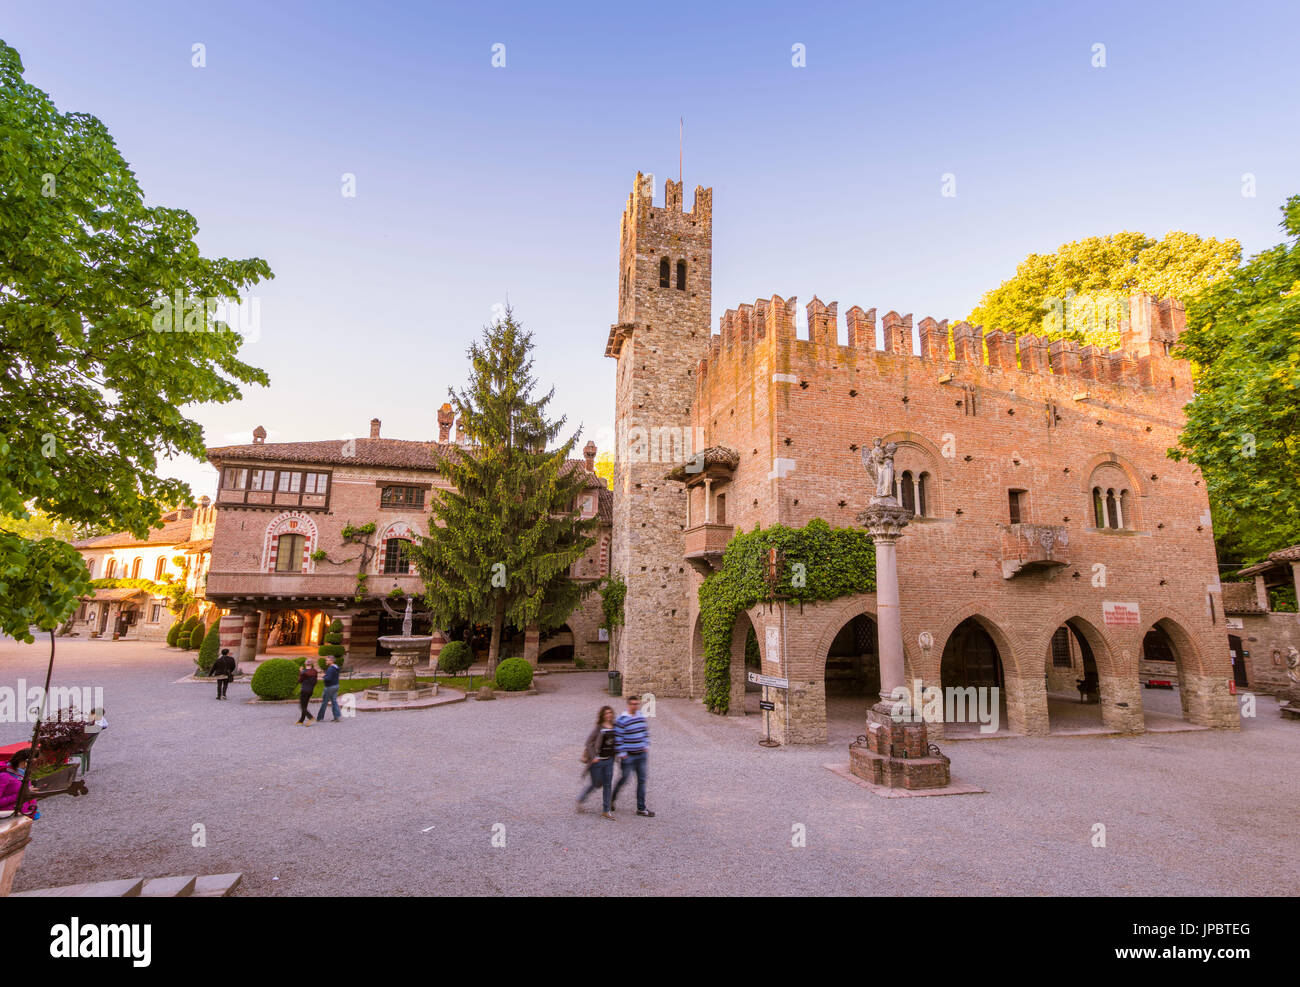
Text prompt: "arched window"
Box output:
[[899, 471, 916, 513], [1105, 489, 1119, 529], [917, 472, 930, 517], [1119, 489, 1132, 530], [676, 259, 687, 291], [86, 558, 96, 578], [659, 258, 670, 288], [383, 537, 413, 575], [131, 557, 143, 579], [1092, 487, 1105, 527], [155, 557, 167, 581]]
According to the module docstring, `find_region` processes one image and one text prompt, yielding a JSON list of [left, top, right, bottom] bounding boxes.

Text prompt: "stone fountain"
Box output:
[[366, 594, 438, 701]]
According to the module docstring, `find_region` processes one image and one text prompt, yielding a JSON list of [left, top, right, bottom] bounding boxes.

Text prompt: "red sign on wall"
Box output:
[[1103, 601, 1141, 627]]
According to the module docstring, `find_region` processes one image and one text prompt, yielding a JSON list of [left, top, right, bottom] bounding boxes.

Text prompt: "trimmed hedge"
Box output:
[[494, 657, 533, 692], [251, 658, 300, 700], [166, 622, 182, 648], [188, 622, 205, 649], [437, 640, 473, 676], [196, 621, 221, 675], [318, 618, 345, 660], [178, 616, 199, 650]]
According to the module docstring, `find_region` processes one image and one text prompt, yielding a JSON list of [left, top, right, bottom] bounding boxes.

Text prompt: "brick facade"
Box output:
[[608, 173, 1240, 741]]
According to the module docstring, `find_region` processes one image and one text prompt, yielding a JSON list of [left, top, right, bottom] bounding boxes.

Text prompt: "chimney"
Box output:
[[437, 403, 454, 443], [252, 425, 266, 445], [369, 418, 381, 439], [583, 440, 597, 470]]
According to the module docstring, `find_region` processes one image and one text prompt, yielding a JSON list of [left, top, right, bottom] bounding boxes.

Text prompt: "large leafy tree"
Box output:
[[1171, 195, 1300, 562], [969, 230, 1240, 347], [412, 309, 598, 671], [0, 39, 272, 640]]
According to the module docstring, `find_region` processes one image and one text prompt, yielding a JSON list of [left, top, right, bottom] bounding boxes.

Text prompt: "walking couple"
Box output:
[[296, 655, 343, 725], [577, 694, 654, 820]]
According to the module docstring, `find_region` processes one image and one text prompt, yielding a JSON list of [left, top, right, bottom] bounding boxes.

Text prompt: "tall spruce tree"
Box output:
[[412, 309, 598, 670]]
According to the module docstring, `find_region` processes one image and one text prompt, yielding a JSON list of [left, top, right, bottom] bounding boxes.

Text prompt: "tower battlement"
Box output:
[[694, 290, 1193, 410]]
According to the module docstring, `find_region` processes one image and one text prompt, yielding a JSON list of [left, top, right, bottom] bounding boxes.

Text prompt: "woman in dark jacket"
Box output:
[[577, 705, 617, 818], [296, 661, 318, 725], [211, 649, 237, 700]]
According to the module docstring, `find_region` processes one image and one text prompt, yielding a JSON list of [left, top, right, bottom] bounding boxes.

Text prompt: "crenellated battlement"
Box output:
[[694, 289, 1193, 407]]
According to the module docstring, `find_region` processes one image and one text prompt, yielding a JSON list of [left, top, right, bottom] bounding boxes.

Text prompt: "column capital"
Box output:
[[857, 501, 913, 541]]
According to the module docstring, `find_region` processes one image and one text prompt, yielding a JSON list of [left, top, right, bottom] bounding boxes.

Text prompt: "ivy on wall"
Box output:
[[697, 518, 877, 714], [600, 573, 626, 631]]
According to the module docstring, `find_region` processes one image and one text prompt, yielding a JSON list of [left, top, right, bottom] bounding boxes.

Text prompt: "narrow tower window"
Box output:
[[659, 258, 670, 288], [676, 259, 687, 291]]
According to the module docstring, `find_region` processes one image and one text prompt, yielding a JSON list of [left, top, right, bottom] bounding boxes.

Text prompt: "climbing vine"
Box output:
[[599, 573, 626, 631], [311, 522, 378, 601], [697, 518, 876, 714]]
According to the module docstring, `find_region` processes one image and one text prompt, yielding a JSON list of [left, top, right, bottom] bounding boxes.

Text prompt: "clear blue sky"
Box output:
[[4, 0, 1297, 500]]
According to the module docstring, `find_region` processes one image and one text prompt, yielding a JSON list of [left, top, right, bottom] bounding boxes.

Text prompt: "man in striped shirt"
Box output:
[[611, 694, 654, 817]]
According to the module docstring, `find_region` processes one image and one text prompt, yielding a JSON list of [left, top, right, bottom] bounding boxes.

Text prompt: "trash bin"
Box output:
[[607, 669, 622, 697]]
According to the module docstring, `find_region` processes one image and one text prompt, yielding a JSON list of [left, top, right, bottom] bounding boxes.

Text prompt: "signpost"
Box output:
[[748, 671, 788, 747]]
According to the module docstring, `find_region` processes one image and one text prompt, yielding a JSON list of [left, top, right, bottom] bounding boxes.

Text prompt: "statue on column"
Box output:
[[862, 438, 899, 504]]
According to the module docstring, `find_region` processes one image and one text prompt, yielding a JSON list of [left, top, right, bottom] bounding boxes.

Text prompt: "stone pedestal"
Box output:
[[0, 815, 33, 898], [850, 706, 951, 790]]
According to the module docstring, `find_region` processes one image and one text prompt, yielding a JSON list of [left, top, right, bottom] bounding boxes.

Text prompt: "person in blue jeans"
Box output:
[[316, 656, 342, 722], [611, 694, 654, 817], [577, 705, 617, 819]]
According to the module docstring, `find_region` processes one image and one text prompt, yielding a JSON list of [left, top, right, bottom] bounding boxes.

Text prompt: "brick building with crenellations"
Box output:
[[606, 171, 1240, 743], [202, 413, 612, 669]]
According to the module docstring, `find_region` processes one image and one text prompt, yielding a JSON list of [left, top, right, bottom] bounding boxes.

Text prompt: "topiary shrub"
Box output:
[[494, 657, 533, 692], [188, 622, 205, 650], [196, 621, 221, 675], [177, 616, 199, 649], [437, 640, 473, 677], [166, 622, 182, 648], [251, 658, 300, 700], [318, 618, 345, 661]]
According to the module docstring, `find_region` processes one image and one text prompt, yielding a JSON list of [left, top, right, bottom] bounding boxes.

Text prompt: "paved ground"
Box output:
[[1, 637, 1294, 896]]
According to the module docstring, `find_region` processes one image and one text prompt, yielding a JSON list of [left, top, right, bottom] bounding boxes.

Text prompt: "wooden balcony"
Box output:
[[1000, 523, 1069, 579], [205, 570, 424, 607], [683, 523, 734, 575]]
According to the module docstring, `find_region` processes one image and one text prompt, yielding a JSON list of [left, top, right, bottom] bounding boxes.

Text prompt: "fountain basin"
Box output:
[[368, 634, 438, 701]]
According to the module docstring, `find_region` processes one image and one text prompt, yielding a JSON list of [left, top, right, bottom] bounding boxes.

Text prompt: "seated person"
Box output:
[[0, 749, 39, 818]]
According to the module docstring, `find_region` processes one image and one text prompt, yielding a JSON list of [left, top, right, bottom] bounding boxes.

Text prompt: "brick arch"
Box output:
[[263, 512, 319, 572], [1030, 608, 1123, 677], [879, 430, 951, 517], [928, 603, 1021, 680], [809, 594, 922, 685], [1138, 610, 1210, 678], [373, 519, 419, 574], [1080, 452, 1146, 500]]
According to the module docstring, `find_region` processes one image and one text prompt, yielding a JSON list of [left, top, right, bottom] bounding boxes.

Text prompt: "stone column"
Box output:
[[256, 610, 270, 656], [861, 501, 912, 709], [218, 614, 244, 657], [523, 624, 540, 667], [239, 612, 259, 662]]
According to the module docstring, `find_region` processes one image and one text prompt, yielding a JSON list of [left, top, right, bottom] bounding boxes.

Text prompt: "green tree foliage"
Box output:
[[969, 231, 1240, 347], [411, 309, 599, 671], [698, 519, 876, 714], [0, 40, 272, 641], [196, 620, 221, 674], [1171, 196, 1300, 560]]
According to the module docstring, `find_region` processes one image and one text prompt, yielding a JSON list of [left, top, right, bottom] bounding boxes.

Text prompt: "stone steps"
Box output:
[[13, 872, 241, 898]]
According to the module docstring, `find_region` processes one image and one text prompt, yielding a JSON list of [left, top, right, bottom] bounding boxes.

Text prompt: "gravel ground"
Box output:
[[1, 637, 1293, 896]]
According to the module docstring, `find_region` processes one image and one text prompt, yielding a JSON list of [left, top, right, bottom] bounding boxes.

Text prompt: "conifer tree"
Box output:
[[412, 309, 599, 671]]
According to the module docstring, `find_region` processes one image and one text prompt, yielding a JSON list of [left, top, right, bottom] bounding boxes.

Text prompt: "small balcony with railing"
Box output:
[[999, 523, 1069, 579]]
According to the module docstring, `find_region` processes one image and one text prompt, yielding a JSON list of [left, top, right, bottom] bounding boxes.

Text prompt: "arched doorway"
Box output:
[[1141, 619, 1192, 725], [1045, 621, 1103, 732], [824, 612, 879, 743], [939, 617, 1007, 736], [538, 624, 575, 664]]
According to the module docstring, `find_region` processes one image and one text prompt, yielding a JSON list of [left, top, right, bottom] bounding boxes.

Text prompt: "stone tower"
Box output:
[[605, 172, 713, 697]]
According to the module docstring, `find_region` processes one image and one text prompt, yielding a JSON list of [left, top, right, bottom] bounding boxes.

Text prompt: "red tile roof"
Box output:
[[73, 517, 195, 550], [1221, 581, 1266, 615]]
